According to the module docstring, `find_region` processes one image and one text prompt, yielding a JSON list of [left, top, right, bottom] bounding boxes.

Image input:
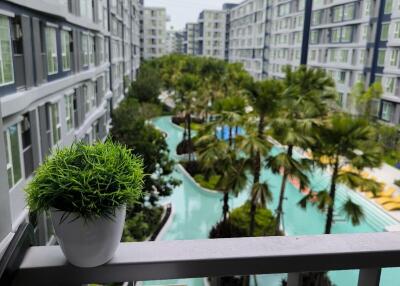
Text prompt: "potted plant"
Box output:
[[25, 141, 144, 267]]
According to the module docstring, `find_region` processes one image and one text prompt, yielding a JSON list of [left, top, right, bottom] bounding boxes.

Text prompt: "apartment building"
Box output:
[[228, 0, 271, 80], [142, 7, 168, 59], [166, 30, 184, 54], [183, 22, 200, 55], [197, 10, 227, 59], [0, 0, 142, 252]]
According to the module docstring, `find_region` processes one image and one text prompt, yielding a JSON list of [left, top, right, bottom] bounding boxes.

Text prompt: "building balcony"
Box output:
[[2, 223, 400, 286]]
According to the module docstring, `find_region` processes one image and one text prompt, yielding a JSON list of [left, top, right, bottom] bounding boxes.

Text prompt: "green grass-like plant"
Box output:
[[25, 141, 144, 220]]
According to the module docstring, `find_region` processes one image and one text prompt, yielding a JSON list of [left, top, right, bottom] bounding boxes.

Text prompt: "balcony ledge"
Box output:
[[12, 232, 400, 286]]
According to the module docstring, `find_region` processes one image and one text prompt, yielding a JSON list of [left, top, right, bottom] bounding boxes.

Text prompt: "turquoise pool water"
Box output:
[[145, 116, 400, 286]]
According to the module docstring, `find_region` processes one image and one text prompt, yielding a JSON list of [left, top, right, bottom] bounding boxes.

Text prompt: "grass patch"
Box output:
[[178, 122, 203, 131], [194, 174, 220, 190]]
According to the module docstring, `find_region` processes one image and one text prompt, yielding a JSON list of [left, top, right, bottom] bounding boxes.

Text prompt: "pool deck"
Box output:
[[366, 164, 400, 222]]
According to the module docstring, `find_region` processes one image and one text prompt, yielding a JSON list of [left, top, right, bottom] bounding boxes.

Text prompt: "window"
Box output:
[[312, 11, 321, 26], [61, 30, 71, 71], [89, 35, 95, 65], [341, 26, 352, 42], [381, 101, 395, 121], [310, 30, 319, 44], [329, 49, 336, 62], [82, 33, 89, 66], [359, 50, 365, 65], [343, 3, 355, 20], [45, 27, 58, 75], [4, 124, 22, 188], [362, 25, 369, 41], [385, 77, 396, 93], [381, 23, 389, 41], [378, 50, 386, 67], [338, 71, 346, 84], [49, 103, 61, 145], [390, 50, 399, 66], [333, 5, 343, 22], [394, 22, 400, 39], [0, 15, 14, 86], [65, 94, 74, 131], [331, 28, 340, 43], [340, 50, 349, 63], [385, 0, 393, 14]]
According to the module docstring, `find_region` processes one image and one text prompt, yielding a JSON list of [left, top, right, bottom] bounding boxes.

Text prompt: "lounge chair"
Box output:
[[374, 196, 400, 205], [365, 187, 396, 199], [383, 202, 400, 211]]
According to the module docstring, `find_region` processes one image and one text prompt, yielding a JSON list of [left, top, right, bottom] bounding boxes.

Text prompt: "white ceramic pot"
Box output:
[[50, 205, 126, 268]]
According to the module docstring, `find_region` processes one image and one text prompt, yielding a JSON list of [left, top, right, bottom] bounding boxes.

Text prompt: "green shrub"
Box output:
[[25, 141, 144, 219], [194, 174, 220, 190], [395, 180, 400, 187], [123, 206, 163, 242], [209, 202, 277, 238]]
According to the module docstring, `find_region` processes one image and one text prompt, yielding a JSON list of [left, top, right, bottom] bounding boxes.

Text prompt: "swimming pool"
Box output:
[[145, 116, 400, 286]]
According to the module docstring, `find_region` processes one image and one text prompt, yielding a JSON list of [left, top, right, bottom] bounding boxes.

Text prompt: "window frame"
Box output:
[[0, 15, 15, 87], [4, 123, 23, 189], [61, 29, 71, 71], [45, 26, 59, 75]]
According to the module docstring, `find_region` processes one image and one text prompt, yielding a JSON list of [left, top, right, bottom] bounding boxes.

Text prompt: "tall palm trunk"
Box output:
[[275, 145, 293, 235], [222, 192, 229, 223], [325, 159, 339, 234], [229, 126, 233, 147], [249, 115, 265, 236], [186, 112, 193, 161]]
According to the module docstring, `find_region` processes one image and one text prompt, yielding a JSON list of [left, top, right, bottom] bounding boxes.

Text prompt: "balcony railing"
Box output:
[[2, 223, 400, 286]]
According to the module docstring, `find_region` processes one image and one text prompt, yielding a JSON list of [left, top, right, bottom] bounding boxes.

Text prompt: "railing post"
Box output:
[[358, 268, 381, 286], [287, 272, 302, 286]]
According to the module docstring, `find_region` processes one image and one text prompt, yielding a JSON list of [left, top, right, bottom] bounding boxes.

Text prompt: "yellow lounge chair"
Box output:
[[365, 187, 396, 199], [383, 202, 400, 211], [374, 196, 400, 205]]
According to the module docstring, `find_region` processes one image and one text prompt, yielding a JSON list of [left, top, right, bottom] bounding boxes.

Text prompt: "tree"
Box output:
[[348, 81, 383, 119], [268, 65, 336, 235], [111, 98, 180, 210], [129, 62, 162, 104], [303, 114, 383, 234], [241, 79, 283, 236]]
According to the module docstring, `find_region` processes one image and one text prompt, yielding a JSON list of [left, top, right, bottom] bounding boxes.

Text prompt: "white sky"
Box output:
[[144, 0, 243, 30]]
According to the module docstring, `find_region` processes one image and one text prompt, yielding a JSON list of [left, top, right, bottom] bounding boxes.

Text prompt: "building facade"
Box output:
[[197, 10, 227, 59], [0, 0, 143, 253], [142, 7, 168, 59], [183, 22, 199, 55], [228, 0, 271, 80], [166, 30, 184, 54]]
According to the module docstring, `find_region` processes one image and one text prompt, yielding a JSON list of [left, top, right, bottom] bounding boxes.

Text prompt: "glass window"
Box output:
[[381, 23, 389, 41], [329, 49, 336, 62], [394, 22, 400, 39], [385, 0, 393, 14], [89, 35, 95, 65], [343, 3, 355, 20], [362, 25, 369, 41], [310, 30, 319, 44], [65, 94, 74, 131], [0, 16, 14, 86], [333, 5, 343, 22], [50, 103, 61, 145], [331, 28, 340, 43], [378, 50, 386, 67], [61, 30, 71, 71], [338, 71, 346, 83], [385, 77, 396, 93], [82, 33, 89, 66], [312, 11, 321, 26], [45, 27, 58, 75], [340, 50, 349, 63], [4, 124, 22, 188], [359, 50, 365, 65], [341, 26, 352, 42], [381, 101, 395, 121], [390, 50, 399, 66]]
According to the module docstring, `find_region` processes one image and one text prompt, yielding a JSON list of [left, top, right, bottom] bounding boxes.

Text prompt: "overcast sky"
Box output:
[[144, 0, 243, 30]]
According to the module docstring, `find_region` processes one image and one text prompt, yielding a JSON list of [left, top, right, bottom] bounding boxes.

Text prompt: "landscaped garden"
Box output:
[[105, 54, 400, 286]]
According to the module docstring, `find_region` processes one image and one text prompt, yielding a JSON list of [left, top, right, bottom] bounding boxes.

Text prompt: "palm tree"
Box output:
[[234, 79, 283, 236], [269, 66, 336, 235], [348, 81, 383, 120], [197, 136, 247, 222], [175, 73, 200, 161], [304, 114, 383, 234]]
